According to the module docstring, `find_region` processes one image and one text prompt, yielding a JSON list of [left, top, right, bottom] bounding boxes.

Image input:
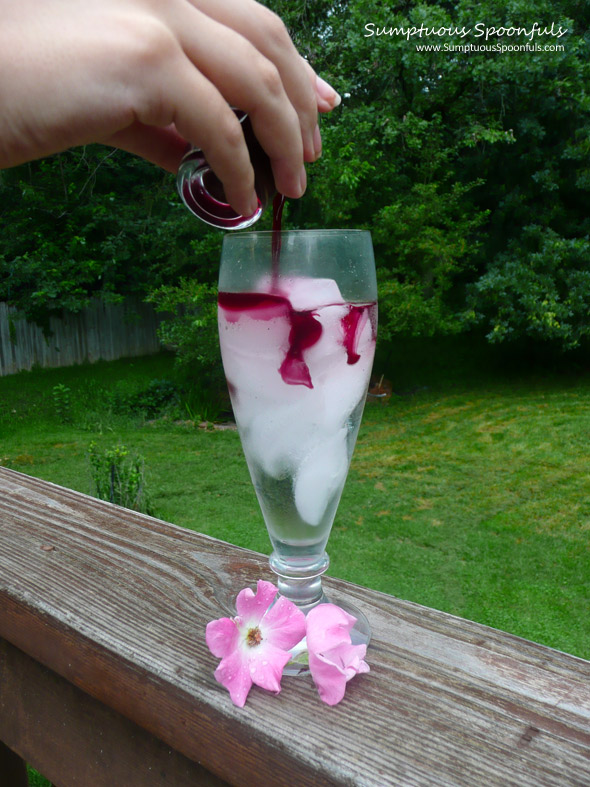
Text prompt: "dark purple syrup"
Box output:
[[181, 166, 255, 229], [271, 193, 286, 286], [342, 305, 368, 364], [280, 309, 322, 388], [219, 186, 374, 388], [218, 291, 375, 389], [180, 112, 275, 229]]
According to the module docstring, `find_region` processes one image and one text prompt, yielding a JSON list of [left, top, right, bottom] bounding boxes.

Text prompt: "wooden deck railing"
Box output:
[[0, 465, 589, 786]]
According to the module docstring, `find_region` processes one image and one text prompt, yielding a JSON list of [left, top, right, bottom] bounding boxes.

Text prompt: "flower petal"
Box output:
[[309, 643, 369, 706], [323, 642, 370, 680], [307, 604, 370, 706], [248, 644, 292, 694], [235, 580, 278, 623], [261, 596, 307, 650], [308, 650, 348, 705], [306, 603, 357, 653], [214, 650, 253, 708], [205, 617, 240, 659]]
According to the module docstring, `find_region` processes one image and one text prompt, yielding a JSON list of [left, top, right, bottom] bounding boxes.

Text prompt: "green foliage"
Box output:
[[27, 767, 51, 787], [181, 384, 225, 424], [88, 441, 153, 515], [52, 383, 72, 423], [147, 279, 223, 388], [0, 148, 218, 328], [270, 0, 590, 346], [0, 0, 588, 353], [0, 351, 225, 439], [469, 226, 590, 348], [374, 179, 489, 338], [108, 378, 179, 418]]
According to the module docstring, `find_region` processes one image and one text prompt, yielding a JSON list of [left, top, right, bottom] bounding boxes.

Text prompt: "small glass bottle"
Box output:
[[177, 110, 275, 230]]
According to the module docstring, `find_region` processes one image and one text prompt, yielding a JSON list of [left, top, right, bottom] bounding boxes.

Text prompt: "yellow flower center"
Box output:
[[246, 626, 262, 647]]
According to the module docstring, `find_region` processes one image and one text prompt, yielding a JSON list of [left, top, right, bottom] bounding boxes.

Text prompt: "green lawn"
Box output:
[[348, 383, 590, 656], [2, 346, 589, 786], [1, 349, 589, 660]]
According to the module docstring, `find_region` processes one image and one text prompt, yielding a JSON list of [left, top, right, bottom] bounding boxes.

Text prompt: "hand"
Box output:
[[0, 0, 341, 215]]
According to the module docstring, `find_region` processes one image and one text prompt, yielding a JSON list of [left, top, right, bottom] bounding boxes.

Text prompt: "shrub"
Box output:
[[107, 378, 179, 418], [88, 441, 153, 515], [147, 280, 224, 389], [52, 383, 72, 423]]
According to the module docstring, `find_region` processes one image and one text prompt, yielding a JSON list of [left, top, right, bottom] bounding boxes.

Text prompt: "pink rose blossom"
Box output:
[[306, 603, 370, 705], [205, 580, 306, 707]]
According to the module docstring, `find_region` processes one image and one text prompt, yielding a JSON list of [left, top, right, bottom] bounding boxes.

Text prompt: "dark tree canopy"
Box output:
[[1, 0, 588, 352]]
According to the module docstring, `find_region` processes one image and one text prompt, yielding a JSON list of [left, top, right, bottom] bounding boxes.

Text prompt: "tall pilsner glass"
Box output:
[[218, 230, 377, 644]]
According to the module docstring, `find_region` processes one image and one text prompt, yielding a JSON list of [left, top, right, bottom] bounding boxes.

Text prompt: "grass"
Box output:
[[1, 347, 589, 658], [26, 767, 52, 786], [1, 347, 589, 660], [341, 383, 590, 656], [2, 344, 589, 785]]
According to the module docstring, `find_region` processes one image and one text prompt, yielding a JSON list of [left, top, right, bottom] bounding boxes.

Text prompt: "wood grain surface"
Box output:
[[0, 638, 229, 787], [0, 466, 589, 786]]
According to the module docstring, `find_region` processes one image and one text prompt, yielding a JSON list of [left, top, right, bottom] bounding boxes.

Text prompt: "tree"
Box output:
[[1, 0, 588, 353], [271, 0, 590, 348], [0, 147, 220, 329]]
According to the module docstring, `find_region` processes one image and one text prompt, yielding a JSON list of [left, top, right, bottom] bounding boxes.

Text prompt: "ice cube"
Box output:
[[304, 304, 349, 390], [282, 277, 345, 311], [244, 394, 323, 478], [256, 275, 345, 312], [294, 427, 349, 526], [311, 305, 376, 430], [219, 308, 292, 420]]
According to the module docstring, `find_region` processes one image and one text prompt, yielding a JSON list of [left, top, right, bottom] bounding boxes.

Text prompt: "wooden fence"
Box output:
[[0, 298, 162, 376]]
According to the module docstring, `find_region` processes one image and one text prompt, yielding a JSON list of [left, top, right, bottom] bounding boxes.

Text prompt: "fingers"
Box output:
[[188, 0, 319, 160], [115, 0, 342, 212], [300, 58, 342, 159], [173, 6, 307, 202], [109, 0, 342, 214], [302, 59, 342, 114], [167, 67, 260, 215], [105, 123, 188, 172], [316, 75, 342, 112], [0, 0, 341, 203]]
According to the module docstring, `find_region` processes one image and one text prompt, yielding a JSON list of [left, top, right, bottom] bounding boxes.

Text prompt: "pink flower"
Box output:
[[205, 580, 306, 707], [306, 604, 370, 706]]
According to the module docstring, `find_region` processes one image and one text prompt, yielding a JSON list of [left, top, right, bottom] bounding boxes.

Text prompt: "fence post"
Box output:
[[0, 741, 29, 787]]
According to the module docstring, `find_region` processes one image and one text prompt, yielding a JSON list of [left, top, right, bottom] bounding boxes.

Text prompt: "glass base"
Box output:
[[283, 597, 371, 676], [211, 543, 372, 677], [267, 549, 371, 675]]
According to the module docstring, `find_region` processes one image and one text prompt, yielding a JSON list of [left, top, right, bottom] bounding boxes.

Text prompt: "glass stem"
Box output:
[[269, 551, 330, 612]]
